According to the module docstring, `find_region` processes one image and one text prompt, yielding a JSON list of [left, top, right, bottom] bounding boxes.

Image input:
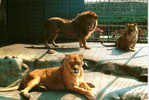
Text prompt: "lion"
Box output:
[[94, 62, 147, 82], [116, 23, 139, 51], [19, 54, 96, 100], [42, 11, 98, 49]]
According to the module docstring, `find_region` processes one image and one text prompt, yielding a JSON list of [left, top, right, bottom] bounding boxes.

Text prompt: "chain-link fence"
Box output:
[[85, 0, 147, 43]]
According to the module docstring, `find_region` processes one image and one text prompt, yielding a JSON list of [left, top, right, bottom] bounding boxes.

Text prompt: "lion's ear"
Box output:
[[65, 54, 70, 59], [79, 54, 83, 60], [93, 14, 98, 19], [134, 23, 137, 26], [62, 54, 69, 64], [95, 16, 98, 19]]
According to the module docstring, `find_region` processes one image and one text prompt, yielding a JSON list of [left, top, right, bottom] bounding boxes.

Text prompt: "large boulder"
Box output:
[[0, 56, 29, 87]]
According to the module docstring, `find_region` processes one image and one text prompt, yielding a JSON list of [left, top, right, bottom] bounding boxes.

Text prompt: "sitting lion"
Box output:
[[42, 11, 98, 49], [20, 54, 96, 100], [116, 23, 139, 51]]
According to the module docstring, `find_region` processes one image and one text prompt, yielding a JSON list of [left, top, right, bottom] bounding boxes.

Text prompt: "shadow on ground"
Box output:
[[37, 91, 86, 100], [25, 46, 80, 53], [0, 96, 18, 100], [53, 48, 80, 53], [18, 91, 87, 100], [111, 47, 128, 55]]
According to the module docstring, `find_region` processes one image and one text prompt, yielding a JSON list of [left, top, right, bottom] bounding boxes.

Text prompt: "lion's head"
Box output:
[[62, 54, 84, 75], [74, 11, 98, 32], [126, 23, 138, 33]]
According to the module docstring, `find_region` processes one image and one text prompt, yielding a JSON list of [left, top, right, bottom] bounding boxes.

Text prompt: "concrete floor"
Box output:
[[0, 42, 148, 100]]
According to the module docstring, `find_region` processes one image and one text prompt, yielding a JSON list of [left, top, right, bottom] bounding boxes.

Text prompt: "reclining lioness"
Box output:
[[20, 54, 96, 100]]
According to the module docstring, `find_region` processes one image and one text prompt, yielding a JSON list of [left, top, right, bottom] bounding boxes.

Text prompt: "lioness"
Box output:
[[116, 23, 139, 51], [20, 54, 96, 100], [42, 11, 98, 49]]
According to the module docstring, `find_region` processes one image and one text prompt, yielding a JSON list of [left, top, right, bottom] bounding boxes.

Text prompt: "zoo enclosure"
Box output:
[[85, 0, 148, 43], [0, 0, 148, 43]]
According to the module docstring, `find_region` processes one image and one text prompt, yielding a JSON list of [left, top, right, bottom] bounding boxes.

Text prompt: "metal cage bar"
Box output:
[[85, 0, 147, 43]]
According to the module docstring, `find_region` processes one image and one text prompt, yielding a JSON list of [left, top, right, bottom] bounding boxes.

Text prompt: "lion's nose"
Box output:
[[73, 67, 77, 71], [73, 68, 79, 73]]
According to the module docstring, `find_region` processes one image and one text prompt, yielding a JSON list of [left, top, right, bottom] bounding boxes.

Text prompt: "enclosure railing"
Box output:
[[85, 0, 147, 43], [88, 24, 147, 43]]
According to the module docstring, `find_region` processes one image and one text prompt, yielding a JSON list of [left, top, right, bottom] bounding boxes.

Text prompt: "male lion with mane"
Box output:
[[19, 54, 96, 100], [42, 11, 98, 49]]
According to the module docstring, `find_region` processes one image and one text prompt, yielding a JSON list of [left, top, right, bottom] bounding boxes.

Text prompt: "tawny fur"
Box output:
[[42, 11, 98, 49], [116, 23, 139, 51], [20, 54, 96, 100]]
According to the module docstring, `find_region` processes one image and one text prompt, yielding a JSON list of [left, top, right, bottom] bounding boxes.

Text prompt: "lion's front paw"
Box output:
[[86, 92, 96, 100], [84, 46, 90, 49], [85, 90, 97, 100], [20, 90, 31, 99], [79, 44, 84, 48], [129, 48, 135, 52], [45, 43, 51, 49], [53, 44, 59, 47], [87, 82, 95, 88]]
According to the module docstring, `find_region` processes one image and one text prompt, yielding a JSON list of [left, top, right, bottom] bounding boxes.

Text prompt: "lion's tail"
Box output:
[[0, 85, 19, 91], [0, 79, 22, 91], [0, 63, 29, 92]]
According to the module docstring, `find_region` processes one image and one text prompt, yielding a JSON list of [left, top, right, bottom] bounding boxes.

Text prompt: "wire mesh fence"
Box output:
[[85, 0, 147, 43], [0, 0, 148, 43]]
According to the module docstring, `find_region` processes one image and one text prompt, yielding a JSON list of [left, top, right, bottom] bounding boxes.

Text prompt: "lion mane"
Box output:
[[43, 11, 98, 49]]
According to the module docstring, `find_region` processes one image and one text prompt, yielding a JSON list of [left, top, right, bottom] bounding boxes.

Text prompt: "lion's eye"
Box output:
[[69, 62, 81, 66], [76, 62, 81, 66], [69, 62, 74, 66]]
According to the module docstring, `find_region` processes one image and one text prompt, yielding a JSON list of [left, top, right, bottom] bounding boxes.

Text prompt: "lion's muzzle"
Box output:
[[73, 67, 80, 74]]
